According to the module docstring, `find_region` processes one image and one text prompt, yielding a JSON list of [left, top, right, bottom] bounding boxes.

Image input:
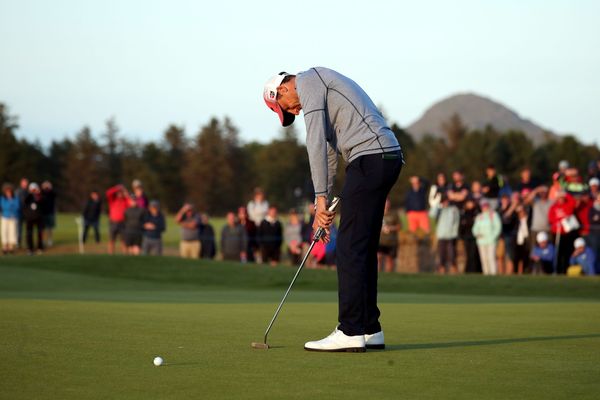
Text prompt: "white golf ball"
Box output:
[[153, 356, 164, 366]]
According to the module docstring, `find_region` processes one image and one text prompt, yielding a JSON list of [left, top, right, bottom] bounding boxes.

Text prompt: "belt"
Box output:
[[381, 150, 401, 160]]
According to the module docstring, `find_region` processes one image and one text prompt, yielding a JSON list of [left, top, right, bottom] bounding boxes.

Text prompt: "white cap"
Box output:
[[574, 237, 585, 248], [536, 232, 548, 243], [558, 160, 569, 170], [28, 182, 40, 192], [263, 72, 295, 127], [589, 177, 599, 187]]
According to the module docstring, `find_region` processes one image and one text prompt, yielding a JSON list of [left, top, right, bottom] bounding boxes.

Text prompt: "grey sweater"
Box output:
[[296, 67, 402, 196], [221, 224, 248, 259]]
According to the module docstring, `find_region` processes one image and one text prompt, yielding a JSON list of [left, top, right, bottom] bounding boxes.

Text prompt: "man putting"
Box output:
[[263, 67, 403, 352]]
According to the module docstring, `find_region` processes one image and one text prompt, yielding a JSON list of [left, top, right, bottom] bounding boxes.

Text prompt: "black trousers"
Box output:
[[336, 152, 402, 336], [83, 220, 100, 243], [463, 237, 482, 273], [26, 218, 44, 252], [556, 231, 577, 274]]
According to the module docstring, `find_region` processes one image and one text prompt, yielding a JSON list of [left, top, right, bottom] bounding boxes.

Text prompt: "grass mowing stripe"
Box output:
[[1, 265, 595, 304], [2, 255, 600, 300]]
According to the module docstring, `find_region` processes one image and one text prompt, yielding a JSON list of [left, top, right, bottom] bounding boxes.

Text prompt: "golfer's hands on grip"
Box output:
[[313, 196, 335, 243]]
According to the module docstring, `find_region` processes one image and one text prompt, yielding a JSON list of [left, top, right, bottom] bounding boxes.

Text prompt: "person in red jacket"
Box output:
[[548, 190, 578, 273], [105, 184, 131, 254], [574, 193, 592, 236]]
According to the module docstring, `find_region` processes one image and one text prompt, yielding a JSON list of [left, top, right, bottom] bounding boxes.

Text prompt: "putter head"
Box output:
[[251, 342, 269, 350]]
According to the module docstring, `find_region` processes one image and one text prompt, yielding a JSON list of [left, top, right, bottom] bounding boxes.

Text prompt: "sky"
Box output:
[[1, 0, 599, 147]]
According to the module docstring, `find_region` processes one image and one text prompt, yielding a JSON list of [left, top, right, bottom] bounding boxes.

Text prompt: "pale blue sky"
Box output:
[[1, 0, 598, 146]]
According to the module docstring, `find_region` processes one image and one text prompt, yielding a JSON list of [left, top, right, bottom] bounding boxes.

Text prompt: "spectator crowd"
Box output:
[[403, 159, 600, 276], [1, 178, 57, 255], [0, 179, 335, 269], [2, 157, 599, 277]]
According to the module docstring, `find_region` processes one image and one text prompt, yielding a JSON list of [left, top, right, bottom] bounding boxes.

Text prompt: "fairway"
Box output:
[[1, 256, 600, 399]]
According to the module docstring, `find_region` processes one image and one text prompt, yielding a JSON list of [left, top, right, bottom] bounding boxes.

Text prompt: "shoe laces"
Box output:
[[328, 326, 341, 338]]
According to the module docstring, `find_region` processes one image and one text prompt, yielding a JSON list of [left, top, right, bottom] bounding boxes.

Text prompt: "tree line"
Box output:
[[1, 103, 598, 214]]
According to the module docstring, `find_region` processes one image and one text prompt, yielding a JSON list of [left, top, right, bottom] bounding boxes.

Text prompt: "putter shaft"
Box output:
[[262, 239, 317, 344], [260, 197, 340, 346]]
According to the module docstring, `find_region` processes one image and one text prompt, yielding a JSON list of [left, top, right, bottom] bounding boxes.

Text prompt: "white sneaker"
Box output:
[[304, 327, 366, 352], [364, 331, 385, 349]]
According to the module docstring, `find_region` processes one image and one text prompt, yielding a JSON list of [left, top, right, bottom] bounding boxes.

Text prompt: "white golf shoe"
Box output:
[[304, 327, 366, 352], [364, 331, 385, 349]]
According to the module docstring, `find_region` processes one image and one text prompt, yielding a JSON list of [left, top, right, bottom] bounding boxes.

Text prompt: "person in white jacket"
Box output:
[[433, 196, 460, 274]]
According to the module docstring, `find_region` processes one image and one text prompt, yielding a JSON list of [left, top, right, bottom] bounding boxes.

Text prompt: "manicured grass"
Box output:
[[1, 256, 600, 399], [3, 255, 600, 300]]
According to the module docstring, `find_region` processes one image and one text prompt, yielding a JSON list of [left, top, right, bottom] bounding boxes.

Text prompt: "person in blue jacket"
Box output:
[[1, 183, 21, 254], [569, 237, 596, 276], [530, 232, 555, 274]]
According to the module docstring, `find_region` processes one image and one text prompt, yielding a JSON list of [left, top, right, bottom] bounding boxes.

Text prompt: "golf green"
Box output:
[[1, 256, 600, 399]]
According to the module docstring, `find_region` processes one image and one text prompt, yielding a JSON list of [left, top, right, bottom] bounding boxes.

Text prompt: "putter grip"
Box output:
[[313, 197, 341, 241]]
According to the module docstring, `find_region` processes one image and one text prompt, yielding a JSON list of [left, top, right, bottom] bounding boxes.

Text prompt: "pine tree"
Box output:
[[441, 113, 467, 151], [61, 126, 105, 210], [159, 125, 188, 212], [253, 125, 311, 209], [0, 103, 20, 183], [101, 117, 122, 185], [184, 118, 238, 214]]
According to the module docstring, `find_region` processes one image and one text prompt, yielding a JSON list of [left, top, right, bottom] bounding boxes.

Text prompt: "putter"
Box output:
[[251, 196, 341, 350]]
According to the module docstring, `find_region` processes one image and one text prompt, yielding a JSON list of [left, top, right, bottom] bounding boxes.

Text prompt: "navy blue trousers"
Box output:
[[336, 152, 402, 336]]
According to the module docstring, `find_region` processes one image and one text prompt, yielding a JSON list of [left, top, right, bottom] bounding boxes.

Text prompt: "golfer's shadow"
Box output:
[[385, 333, 600, 352]]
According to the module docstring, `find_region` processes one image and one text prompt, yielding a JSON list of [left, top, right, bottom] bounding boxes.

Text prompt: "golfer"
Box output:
[[263, 67, 403, 352]]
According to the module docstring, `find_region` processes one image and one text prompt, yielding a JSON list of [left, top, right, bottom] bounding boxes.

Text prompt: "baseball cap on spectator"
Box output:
[[558, 160, 569, 170], [263, 72, 295, 127], [574, 237, 585, 248], [28, 182, 40, 192], [590, 177, 600, 187], [149, 200, 160, 208], [536, 232, 548, 243], [132, 179, 143, 188]]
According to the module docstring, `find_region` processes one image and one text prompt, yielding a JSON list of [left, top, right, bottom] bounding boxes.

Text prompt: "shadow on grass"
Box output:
[[387, 333, 600, 351]]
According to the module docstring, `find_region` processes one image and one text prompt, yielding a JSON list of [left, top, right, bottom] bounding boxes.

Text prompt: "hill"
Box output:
[[407, 93, 554, 145]]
